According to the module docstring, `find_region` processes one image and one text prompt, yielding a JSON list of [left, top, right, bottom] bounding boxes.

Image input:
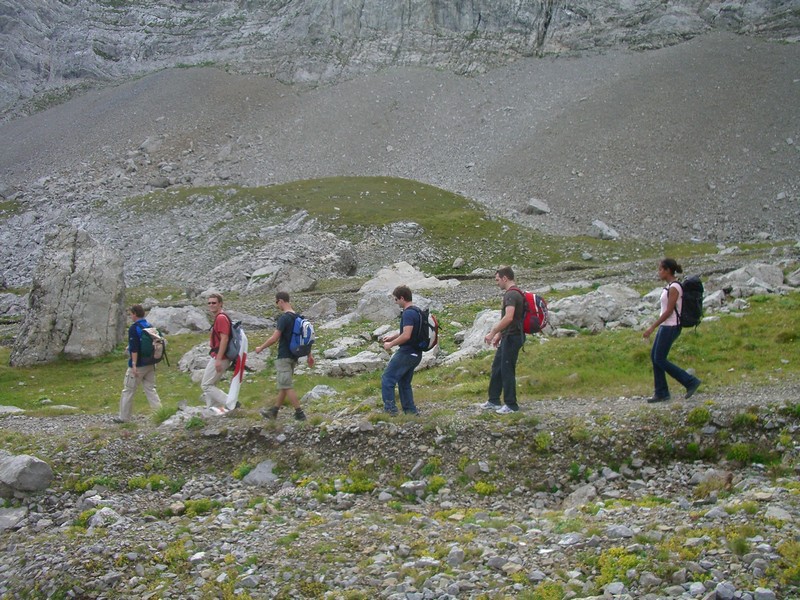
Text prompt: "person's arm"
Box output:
[[384, 324, 414, 350], [215, 332, 230, 372], [643, 285, 679, 339], [485, 305, 516, 347], [129, 325, 140, 373], [256, 329, 281, 354]]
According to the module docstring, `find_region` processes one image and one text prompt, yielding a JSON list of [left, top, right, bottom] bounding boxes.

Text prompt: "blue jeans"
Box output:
[[381, 350, 423, 414], [651, 325, 699, 399], [487, 333, 524, 410]]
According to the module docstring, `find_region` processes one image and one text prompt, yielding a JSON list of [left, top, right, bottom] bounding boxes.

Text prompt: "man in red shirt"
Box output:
[[201, 292, 232, 410]]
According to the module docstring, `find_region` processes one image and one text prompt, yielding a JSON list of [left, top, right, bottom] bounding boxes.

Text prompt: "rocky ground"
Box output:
[[1, 378, 799, 599]]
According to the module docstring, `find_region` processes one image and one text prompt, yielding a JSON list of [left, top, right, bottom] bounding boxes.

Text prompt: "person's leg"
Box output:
[[651, 326, 678, 399], [485, 349, 503, 407], [200, 358, 230, 408], [397, 353, 422, 414], [659, 328, 701, 390], [118, 367, 138, 421], [270, 359, 304, 419], [499, 335, 523, 410], [381, 353, 403, 414], [140, 365, 162, 411]]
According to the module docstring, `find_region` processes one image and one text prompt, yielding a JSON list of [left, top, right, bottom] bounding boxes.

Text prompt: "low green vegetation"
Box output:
[[122, 177, 718, 275]]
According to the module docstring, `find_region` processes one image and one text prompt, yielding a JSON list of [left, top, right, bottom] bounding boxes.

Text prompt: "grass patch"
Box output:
[[123, 177, 682, 275]]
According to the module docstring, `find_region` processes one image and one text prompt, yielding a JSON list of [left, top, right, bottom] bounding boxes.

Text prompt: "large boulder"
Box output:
[[9, 228, 125, 366], [146, 305, 210, 334], [359, 261, 460, 294], [0, 452, 54, 498], [547, 284, 641, 331]]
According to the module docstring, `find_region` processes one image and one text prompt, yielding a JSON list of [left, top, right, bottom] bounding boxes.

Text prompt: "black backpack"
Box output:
[[408, 306, 439, 352], [676, 276, 704, 328]]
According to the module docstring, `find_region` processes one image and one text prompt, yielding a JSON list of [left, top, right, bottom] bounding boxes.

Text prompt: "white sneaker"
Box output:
[[480, 401, 499, 410], [495, 405, 517, 415]]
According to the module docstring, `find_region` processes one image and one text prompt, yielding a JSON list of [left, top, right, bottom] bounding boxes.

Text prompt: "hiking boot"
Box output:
[[480, 401, 500, 410], [112, 416, 128, 424], [261, 406, 279, 420], [294, 408, 306, 421], [685, 380, 701, 400], [647, 395, 671, 404], [495, 405, 518, 415]]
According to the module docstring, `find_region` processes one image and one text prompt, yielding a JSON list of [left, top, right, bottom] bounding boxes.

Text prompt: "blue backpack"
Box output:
[[289, 314, 314, 357]]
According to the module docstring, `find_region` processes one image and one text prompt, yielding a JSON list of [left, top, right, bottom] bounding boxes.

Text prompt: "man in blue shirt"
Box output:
[[115, 304, 162, 423], [380, 285, 423, 415], [255, 291, 314, 421]]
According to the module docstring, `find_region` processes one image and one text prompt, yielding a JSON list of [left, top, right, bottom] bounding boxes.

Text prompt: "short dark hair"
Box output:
[[660, 258, 683, 275], [130, 304, 145, 318], [495, 266, 515, 280], [392, 285, 412, 302], [276, 291, 290, 303]]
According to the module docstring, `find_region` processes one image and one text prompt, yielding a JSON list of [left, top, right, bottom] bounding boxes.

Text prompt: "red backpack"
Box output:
[[509, 287, 549, 334]]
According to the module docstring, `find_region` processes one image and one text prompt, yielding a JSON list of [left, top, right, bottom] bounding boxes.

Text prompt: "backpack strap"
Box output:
[[667, 281, 683, 324], [406, 305, 424, 347]]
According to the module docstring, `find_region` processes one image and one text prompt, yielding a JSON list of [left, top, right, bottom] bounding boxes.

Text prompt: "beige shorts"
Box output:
[[275, 357, 297, 390]]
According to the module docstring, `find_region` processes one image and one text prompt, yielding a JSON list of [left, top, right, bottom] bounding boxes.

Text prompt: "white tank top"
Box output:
[[660, 282, 682, 326]]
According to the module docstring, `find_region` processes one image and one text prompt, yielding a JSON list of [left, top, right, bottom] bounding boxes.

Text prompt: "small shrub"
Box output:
[[731, 411, 758, 430], [474, 481, 497, 496], [777, 540, 800, 585], [725, 443, 753, 464], [184, 498, 220, 517], [524, 581, 565, 600], [728, 535, 750, 556], [596, 547, 642, 586], [533, 431, 553, 453], [152, 406, 177, 424], [232, 461, 255, 480], [74, 508, 98, 528], [687, 406, 711, 427], [185, 415, 205, 430], [420, 457, 441, 477], [426, 475, 447, 495]]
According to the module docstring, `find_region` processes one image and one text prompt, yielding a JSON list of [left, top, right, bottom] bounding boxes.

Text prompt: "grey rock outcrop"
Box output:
[[146, 306, 210, 335], [0, 452, 54, 498], [2, 1, 796, 115], [9, 228, 125, 366]]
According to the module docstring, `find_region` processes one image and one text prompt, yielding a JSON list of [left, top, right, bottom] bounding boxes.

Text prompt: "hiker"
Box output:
[[255, 291, 314, 421], [200, 292, 232, 410], [380, 285, 423, 415], [115, 304, 162, 423], [481, 266, 525, 414], [642, 258, 702, 403]]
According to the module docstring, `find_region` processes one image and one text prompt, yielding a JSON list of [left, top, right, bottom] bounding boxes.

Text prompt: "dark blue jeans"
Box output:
[[381, 350, 423, 414], [487, 333, 524, 410], [651, 325, 699, 399]]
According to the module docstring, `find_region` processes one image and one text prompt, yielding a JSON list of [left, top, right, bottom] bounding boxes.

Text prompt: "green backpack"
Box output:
[[138, 326, 168, 366]]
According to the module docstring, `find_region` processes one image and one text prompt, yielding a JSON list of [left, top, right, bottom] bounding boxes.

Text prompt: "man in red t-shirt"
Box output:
[[200, 292, 232, 409]]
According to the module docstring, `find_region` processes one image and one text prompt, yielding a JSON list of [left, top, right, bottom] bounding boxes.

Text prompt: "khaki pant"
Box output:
[[118, 364, 162, 421], [200, 357, 231, 408]]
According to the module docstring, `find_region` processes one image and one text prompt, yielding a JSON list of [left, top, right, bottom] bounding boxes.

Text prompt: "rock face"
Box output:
[[1, 0, 796, 116], [9, 228, 125, 366]]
